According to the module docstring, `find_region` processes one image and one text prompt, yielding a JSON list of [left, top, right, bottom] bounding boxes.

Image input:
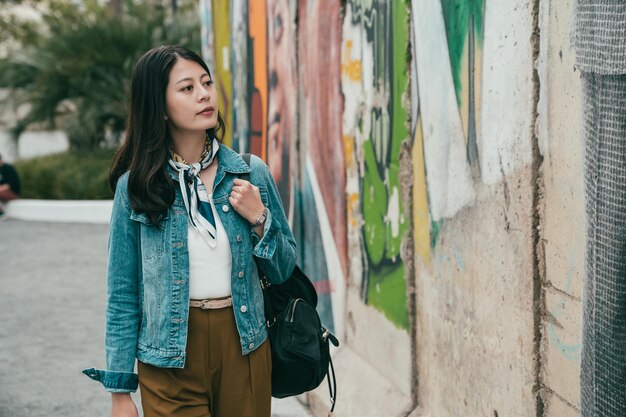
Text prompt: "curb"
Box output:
[[5, 199, 113, 224]]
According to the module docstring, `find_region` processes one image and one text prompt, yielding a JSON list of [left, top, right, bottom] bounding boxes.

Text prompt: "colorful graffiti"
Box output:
[[202, 0, 344, 335], [410, 0, 485, 255], [266, 0, 297, 218], [229, 0, 248, 153], [341, 1, 410, 330], [411, 0, 475, 221], [200, 0, 498, 333], [199, 0, 214, 72], [247, 0, 268, 162], [297, 0, 346, 337], [441, 0, 485, 169], [211, 0, 233, 147]]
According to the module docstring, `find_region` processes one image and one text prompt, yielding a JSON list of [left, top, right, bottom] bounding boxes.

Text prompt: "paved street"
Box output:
[[0, 219, 312, 417]]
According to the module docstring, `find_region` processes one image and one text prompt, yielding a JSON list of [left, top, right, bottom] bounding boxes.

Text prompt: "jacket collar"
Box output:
[[166, 143, 251, 181]]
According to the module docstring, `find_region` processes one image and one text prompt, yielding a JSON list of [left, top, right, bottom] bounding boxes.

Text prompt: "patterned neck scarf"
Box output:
[[168, 136, 220, 247]]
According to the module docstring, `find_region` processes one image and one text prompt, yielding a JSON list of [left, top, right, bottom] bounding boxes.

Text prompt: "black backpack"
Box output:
[[241, 154, 339, 412]]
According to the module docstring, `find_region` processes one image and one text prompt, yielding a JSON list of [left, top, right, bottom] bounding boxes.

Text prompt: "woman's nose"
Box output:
[[198, 87, 210, 102]]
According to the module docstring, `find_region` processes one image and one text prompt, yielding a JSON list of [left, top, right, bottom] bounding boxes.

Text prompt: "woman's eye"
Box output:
[[273, 14, 283, 43], [182, 85, 193, 92], [204, 80, 214, 87]]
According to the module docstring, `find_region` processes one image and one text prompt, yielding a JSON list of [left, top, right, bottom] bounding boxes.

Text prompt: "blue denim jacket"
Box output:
[[82, 145, 296, 392]]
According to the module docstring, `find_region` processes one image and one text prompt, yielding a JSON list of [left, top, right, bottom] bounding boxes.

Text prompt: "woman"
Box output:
[[82, 45, 296, 417]]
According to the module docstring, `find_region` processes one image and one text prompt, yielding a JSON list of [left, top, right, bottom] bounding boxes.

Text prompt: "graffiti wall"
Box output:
[[297, 0, 347, 338], [202, 0, 347, 337], [342, 1, 411, 330], [199, 0, 489, 337], [201, 2, 577, 415], [442, 0, 484, 170]]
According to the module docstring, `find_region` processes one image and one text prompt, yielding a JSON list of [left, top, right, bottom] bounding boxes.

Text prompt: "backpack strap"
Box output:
[[242, 152, 337, 414], [327, 355, 337, 415]]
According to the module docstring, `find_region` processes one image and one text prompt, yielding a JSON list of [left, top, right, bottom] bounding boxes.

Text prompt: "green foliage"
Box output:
[[13, 149, 115, 199], [0, 0, 201, 151]]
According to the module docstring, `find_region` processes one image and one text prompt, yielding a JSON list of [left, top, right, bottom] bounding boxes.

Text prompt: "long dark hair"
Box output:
[[110, 45, 225, 226]]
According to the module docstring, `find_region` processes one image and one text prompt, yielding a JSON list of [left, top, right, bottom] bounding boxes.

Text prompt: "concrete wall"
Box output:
[[412, 1, 538, 415], [0, 130, 69, 163], [538, 0, 583, 415], [201, 1, 583, 415], [0, 89, 70, 163]]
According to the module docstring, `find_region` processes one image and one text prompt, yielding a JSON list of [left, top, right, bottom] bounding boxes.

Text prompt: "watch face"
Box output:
[[254, 208, 268, 226]]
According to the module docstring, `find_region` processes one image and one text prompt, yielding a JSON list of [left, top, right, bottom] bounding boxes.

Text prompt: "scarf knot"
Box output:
[[168, 137, 220, 247]]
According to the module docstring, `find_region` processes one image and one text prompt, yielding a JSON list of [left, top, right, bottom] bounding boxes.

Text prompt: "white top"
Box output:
[[188, 185, 232, 300]]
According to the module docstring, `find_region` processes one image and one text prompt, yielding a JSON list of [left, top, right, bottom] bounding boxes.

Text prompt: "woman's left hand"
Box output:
[[229, 179, 266, 225]]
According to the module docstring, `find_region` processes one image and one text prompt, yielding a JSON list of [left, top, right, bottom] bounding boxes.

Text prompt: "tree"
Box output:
[[0, 0, 201, 151]]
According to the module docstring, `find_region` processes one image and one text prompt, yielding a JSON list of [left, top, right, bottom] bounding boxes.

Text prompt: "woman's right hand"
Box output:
[[111, 393, 138, 417]]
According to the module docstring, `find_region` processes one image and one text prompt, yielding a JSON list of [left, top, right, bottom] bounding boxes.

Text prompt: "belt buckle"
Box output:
[[200, 299, 213, 310]]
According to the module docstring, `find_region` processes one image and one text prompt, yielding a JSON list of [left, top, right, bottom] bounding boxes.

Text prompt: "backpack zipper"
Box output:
[[289, 299, 302, 322]]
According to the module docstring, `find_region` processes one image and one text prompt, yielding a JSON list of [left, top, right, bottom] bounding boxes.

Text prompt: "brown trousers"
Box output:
[[138, 306, 272, 417]]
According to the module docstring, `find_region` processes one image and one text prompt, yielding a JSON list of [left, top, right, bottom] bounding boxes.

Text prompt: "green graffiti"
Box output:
[[388, 0, 409, 260], [367, 261, 409, 330], [363, 138, 388, 265], [441, 0, 485, 107], [360, 1, 410, 330], [431, 219, 445, 249]]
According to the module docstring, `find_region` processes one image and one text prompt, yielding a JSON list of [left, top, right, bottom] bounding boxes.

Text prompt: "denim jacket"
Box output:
[[82, 145, 296, 392]]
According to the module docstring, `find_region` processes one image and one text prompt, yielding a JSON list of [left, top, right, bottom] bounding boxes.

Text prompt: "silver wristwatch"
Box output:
[[251, 207, 269, 227]]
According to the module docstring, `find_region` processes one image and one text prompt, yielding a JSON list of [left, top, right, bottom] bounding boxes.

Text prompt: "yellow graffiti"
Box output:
[[412, 115, 431, 265], [347, 192, 360, 229], [343, 134, 355, 170], [212, 0, 233, 146], [459, 35, 483, 147], [341, 40, 362, 81]]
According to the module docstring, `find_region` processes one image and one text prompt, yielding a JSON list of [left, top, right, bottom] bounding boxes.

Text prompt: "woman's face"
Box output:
[[164, 58, 219, 135], [267, 0, 296, 183]]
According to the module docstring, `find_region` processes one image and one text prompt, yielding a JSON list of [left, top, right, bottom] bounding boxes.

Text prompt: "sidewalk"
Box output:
[[0, 219, 312, 417]]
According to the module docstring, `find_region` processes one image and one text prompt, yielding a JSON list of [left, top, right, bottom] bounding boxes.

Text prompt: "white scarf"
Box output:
[[168, 137, 220, 247]]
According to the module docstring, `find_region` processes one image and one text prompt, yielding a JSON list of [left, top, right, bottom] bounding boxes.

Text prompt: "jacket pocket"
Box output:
[[129, 211, 164, 261], [130, 211, 154, 225]]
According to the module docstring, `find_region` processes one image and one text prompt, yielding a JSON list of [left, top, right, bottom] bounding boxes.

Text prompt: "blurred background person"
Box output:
[[0, 153, 20, 216]]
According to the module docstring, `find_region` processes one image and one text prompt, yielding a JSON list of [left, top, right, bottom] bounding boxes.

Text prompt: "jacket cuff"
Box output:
[[251, 209, 277, 259], [82, 368, 138, 393]]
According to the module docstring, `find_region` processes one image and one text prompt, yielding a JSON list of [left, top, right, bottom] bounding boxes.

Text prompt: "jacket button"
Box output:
[[222, 205, 229, 212], [238, 271, 244, 278], [240, 305, 248, 313], [248, 342, 254, 349], [236, 234, 242, 242]]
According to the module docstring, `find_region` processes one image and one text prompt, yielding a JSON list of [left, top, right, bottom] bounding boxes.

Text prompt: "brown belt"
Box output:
[[189, 297, 233, 310]]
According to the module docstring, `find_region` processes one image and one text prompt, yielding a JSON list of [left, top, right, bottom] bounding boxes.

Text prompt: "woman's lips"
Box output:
[[197, 107, 215, 116]]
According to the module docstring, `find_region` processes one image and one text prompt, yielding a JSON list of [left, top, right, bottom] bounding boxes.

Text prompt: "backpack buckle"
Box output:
[[260, 275, 271, 290]]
